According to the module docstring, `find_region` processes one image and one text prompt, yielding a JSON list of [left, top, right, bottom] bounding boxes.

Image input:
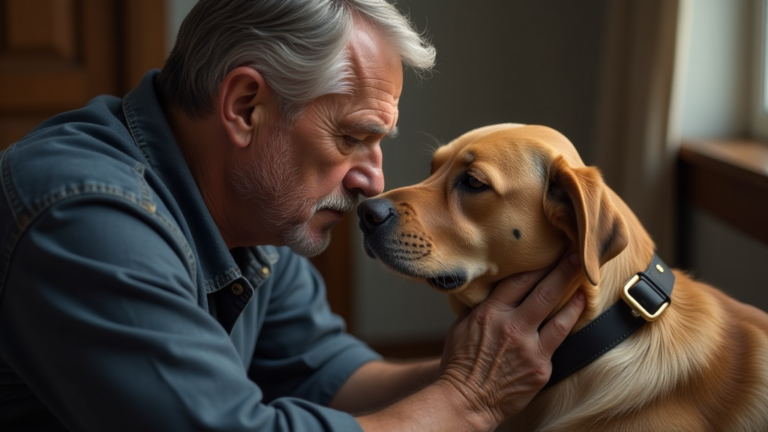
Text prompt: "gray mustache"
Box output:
[[315, 191, 358, 214]]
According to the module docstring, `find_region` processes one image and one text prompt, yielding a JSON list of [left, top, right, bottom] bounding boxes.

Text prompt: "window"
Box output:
[[752, 0, 768, 140]]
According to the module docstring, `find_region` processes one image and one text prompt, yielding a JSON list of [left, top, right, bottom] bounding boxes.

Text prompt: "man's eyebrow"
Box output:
[[352, 122, 399, 138]]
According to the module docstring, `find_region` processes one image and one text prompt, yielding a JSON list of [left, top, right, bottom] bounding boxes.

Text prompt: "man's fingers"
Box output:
[[539, 290, 586, 357], [517, 252, 581, 326], [486, 266, 553, 308]]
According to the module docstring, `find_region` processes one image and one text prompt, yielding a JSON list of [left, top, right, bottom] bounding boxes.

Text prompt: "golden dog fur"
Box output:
[[364, 124, 768, 431]]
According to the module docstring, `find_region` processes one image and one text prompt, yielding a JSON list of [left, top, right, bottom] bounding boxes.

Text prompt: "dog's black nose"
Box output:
[[357, 198, 396, 234]]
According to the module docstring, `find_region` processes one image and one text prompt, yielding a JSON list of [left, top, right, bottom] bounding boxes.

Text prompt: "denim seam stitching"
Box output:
[[122, 97, 155, 172], [0, 186, 196, 299], [204, 269, 243, 294], [154, 211, 198, 283], [129, 163, 197, 282]]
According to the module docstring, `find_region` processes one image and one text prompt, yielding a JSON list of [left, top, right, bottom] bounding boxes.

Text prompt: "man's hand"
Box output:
[[356, 252, 585, 431], [437, 252, 585, 427]]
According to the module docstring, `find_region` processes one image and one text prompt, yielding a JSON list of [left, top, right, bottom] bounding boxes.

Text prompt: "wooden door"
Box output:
[[0, 0, 165, 150]]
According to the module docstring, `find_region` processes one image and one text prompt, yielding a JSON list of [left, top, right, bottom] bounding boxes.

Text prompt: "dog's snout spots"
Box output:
[[513, 228, 522, 240], [375, 202, 434, 260], [395, 230, 432, 259]]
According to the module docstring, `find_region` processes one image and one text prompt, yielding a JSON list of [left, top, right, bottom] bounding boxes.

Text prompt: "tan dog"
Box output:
[[357, 124, 768, 431]]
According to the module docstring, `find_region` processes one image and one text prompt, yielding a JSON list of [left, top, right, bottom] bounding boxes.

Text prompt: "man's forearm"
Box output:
[[330, 359, 440, 414], [332, 359, 495, 431], [355, 379, 494, 432]]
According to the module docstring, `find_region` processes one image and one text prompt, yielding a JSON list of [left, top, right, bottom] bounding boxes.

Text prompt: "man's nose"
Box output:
[[357, 198, 396, 234], [343, 146, 384, 197]]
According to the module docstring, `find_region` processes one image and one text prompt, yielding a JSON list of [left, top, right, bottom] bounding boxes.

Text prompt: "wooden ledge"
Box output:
[[679, 139, 768, 245]]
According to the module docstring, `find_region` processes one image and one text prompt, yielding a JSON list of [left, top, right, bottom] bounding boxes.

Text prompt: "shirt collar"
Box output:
[[121, 70, 273, 293]]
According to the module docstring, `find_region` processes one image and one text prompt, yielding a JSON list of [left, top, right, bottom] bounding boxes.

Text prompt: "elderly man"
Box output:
[[0, 1, 584, 431]]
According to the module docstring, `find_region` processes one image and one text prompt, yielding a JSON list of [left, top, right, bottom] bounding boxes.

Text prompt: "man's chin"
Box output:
[[284, 225, 332, 258]]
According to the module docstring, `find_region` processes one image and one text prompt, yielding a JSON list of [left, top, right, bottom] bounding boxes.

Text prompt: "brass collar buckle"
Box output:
[[620, 254, 674, 322], [547, 253, 674, 388]]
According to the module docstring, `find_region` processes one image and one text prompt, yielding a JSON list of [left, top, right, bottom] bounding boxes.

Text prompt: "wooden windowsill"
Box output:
[[678, 138, 768, 246]]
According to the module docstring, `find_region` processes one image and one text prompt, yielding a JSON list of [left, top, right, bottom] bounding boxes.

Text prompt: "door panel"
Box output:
[[6, 0, 77, 61], [0, 0, 165, 149], [0, 0, 119, 148]]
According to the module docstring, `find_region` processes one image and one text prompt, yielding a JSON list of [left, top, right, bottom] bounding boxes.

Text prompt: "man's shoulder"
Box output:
[[3, 95, 151, 213]]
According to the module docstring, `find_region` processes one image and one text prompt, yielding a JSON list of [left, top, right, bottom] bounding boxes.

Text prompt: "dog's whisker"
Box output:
[[417, 132, 444, 154]]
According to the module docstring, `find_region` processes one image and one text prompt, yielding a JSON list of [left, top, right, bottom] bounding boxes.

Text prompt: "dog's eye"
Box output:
[[463, 174, 487, 190]]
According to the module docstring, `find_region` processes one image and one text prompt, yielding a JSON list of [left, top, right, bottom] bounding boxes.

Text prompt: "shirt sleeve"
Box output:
[[248, 248, 382, 406], [0, 197, 363, 432]]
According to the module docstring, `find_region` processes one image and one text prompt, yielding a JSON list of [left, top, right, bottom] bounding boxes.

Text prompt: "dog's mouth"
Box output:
[[363, 241, 376, 259], [426, 272, 468, 290], [362, 234, 469, 291]]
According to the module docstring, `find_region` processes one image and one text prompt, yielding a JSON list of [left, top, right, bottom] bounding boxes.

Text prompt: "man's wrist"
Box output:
[[431, 377, 499, 432], [355, 378, 499, 432]]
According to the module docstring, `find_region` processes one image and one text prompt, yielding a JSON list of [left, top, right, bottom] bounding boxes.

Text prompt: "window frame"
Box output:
[[752, 0, 768, 140]]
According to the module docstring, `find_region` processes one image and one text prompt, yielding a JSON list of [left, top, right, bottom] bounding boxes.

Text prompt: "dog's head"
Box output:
[[358, 124, 629, 309]]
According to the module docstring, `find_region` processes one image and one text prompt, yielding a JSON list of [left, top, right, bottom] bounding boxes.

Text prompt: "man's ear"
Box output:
[[219, 66, 275, 148], [543, 155, 629, 286]]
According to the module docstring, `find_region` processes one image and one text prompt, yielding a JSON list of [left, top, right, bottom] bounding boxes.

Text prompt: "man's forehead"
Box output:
[[332, 20, 403, 135], [356, 77, 401, 101], [346, 20, 404, 96]]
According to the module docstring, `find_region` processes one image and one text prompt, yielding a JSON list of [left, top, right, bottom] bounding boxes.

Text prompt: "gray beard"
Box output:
[[283, 188, 359, 257], [231, 121, 358, 257]]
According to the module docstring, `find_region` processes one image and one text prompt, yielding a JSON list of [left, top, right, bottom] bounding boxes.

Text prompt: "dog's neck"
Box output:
[[574, 189, 656, 329], [512, 192, 732, 431]]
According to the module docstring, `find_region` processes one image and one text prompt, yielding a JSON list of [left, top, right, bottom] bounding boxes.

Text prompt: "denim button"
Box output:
[[259, 266, 270, 277], [231, 283, 244, 296]]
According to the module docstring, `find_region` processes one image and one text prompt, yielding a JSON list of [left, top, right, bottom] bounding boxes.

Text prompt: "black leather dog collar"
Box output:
[[544, 253, 675, 389]]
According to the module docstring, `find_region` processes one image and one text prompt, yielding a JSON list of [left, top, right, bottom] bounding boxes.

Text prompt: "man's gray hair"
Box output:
[[157, 0, 436, 120]]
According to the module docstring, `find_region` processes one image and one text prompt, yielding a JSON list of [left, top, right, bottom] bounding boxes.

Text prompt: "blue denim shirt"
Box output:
[[0, 71, 380, 431]]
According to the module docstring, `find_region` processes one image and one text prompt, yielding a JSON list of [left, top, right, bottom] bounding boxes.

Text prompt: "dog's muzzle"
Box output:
[[357, 198, 396, 235], [357, 198, 397, 259], [357, 198, 469, 291]]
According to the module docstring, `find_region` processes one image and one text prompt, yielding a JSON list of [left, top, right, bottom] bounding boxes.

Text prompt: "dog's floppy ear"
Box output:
[[543, 155, 629, 286]]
